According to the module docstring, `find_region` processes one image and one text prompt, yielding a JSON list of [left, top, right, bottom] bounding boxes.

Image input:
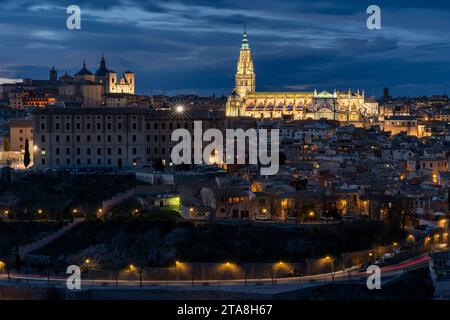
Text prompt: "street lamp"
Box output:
[[175, 105, 185, 113], [129, 264, 142, 287], [323, 256, 335, 282]]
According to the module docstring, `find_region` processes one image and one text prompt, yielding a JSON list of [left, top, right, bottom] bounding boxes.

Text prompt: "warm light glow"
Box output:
[[368, 252, 373, 257], [407, 234, 415, 241], [308, 211, 315, 217], [85, 258, 91, 264], [129, 264, 136, 271], [262, 208, 267, 214], [175, 105, 184, 113], [72, 208, 78, 214], [37, 209, 43, 214], [97, 208, 103, 213], [0, 260, 5, 271], [393, 242, 398, 246]]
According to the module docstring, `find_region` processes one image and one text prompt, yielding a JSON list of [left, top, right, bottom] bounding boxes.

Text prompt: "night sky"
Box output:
[[0, 0, 449, 97]]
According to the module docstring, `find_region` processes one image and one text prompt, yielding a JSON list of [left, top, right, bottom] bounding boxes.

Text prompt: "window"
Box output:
[[86, 123, 91, 130], [118, 148, 122, 155], [96, 123, 101, 130], [66, 148, 70, 155], [76, 135, 80, 142], [97, 135, 101, 142], [76, 148, 80, 155], [132, 135, 136, 142], [41, 135, 45, 143], [66, 135, 70, 143], [118, 135, 122, 143], [55, 123, 60, 130], [87, 135, 91, 143], [154, 123, 158, 130], [87, 148, 91, 155], [107, 135, 111, 142], [41, 122, 45, 130], [76, 123, 81, 130], [154, 135, 158, 142], [132, 123, 137, 130], [56, 135, 60, 143], [132, 147, 137, 155], [118, 123, 122, 130], [66, 123, 70, 130], [41, 159, 45, 165], [56, 148, 60, 155], [146, 135, 150, 142], [97, 148, 101, 155], [107, 123, 112, 130]]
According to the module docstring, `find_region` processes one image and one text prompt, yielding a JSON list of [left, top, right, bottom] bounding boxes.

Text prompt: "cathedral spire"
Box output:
[[234, 29, 255, 98], [241, 26, 249, 50]]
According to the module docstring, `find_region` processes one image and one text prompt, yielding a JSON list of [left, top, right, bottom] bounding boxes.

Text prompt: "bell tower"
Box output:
[[235, 29, 255, 98]]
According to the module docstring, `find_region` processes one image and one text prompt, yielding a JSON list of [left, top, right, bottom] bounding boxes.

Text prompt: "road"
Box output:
[[0, 254, 430, 289]]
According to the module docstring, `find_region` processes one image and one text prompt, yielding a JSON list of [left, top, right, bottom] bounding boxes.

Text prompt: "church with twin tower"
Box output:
[[226, 31, 379, 124]]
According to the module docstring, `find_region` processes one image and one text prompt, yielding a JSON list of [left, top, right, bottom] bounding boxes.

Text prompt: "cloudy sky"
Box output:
[[0, 0, 449, 97]]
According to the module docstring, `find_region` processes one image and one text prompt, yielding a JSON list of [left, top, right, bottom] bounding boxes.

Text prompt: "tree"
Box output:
[[23, 139, 31, 168], [3, 136, 10, 152]]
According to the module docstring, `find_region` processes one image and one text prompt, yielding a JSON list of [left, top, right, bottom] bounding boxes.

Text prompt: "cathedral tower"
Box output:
[[234, 30, 255, 98]]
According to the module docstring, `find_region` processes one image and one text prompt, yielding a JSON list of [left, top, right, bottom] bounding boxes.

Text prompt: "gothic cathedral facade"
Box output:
[[226, 32, 378, 124]]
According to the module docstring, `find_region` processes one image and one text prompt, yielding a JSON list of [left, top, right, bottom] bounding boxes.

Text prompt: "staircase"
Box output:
[[18, 218, 85, 259]]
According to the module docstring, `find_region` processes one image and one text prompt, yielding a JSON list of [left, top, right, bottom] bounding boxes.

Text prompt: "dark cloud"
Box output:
[[0, 0, 448, 96]]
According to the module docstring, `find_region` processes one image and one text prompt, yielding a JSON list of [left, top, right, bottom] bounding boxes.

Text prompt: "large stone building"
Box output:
[[9, 119, 33, 153], [1, 56, 135, 108], [226, 32, 379, 124], [32, 107, 224, 170], [95, 55, 135, 95]]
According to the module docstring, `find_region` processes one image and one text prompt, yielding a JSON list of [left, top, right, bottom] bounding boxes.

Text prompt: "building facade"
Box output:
[[225, 32, 379, 124], [32, 107, 224, 170]]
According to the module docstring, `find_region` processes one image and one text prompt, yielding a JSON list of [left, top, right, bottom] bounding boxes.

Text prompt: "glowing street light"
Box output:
[[175, 105, 185, 113]]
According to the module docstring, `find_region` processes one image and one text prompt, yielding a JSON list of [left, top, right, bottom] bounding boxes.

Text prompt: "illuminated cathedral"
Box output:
[[226, 32, 379, 123]]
